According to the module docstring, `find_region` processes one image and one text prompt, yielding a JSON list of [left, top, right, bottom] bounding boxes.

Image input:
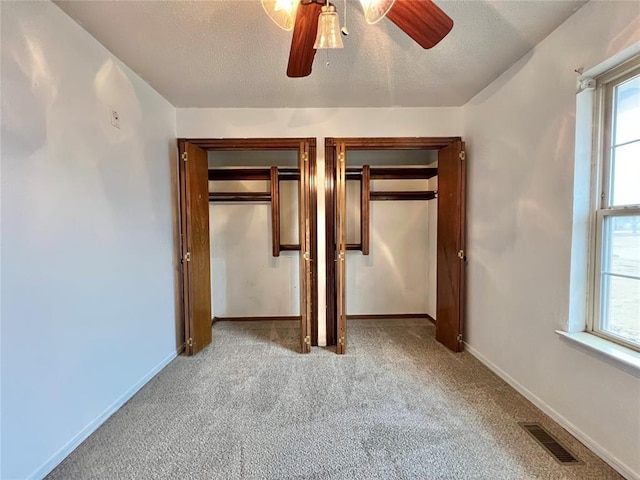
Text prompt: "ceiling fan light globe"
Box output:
[[313, 5, 344, 49], [359, 0, 396, 24], [262, 0, 298, 31]]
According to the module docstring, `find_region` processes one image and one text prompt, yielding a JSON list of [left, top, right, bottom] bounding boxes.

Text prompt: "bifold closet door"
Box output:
[[299, 142, 313, 353], [436, 140, 466, 352], [179, 141, 212, 356], [335, 143, 347, 354]]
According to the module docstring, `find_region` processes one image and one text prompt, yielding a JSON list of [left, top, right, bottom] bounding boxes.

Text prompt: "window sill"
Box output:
[[556, 331, 640, 378]]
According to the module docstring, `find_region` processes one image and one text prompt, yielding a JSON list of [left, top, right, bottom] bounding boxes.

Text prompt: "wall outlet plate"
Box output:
[[110, 108, 120, 129]]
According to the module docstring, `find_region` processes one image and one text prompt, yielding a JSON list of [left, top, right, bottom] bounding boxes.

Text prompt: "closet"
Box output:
[[177, 139, 317, 355], [325, 137, 466, 353]]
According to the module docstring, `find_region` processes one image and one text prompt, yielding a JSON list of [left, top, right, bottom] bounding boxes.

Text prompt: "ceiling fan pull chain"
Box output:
[[341, 0, 350, 36], [344, 0, 347, 27]]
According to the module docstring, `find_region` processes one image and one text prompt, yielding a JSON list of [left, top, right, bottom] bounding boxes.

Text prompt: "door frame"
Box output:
[[177, 137, 319, 353], [324, 136, 465, 350]]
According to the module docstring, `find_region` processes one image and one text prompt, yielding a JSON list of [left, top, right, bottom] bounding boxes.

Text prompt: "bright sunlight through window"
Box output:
[[591, 58, 640, 351]]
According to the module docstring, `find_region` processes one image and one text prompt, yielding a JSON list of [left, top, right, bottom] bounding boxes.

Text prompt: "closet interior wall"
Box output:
[[208, 150, 301, 320], [343, 150, 438, 318]]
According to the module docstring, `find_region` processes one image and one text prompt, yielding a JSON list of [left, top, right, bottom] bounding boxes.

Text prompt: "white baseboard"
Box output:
[[27, 351, 177, 480], [464, 342, 638, 480]]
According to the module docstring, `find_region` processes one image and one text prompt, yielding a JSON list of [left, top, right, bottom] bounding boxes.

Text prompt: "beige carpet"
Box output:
[[48, 319, 622, 479]]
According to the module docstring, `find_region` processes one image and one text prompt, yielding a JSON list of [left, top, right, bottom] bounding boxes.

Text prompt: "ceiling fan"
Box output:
[[262, 0, 454, 78]]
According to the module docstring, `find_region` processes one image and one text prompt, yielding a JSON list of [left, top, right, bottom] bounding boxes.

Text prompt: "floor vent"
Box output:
[[519, 423, 581, 465]]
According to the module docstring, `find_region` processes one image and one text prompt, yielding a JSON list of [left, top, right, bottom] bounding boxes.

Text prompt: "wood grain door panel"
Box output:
[[336, 143, 347, 354], [436, 141, 466, 352], [299, 142, 312, 353], [179, 141, 212, 355]]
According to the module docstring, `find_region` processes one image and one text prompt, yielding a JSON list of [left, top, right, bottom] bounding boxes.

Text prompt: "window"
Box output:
[[590, 56, 640, 351]]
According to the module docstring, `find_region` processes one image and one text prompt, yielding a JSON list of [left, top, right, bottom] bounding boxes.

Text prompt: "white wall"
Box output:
[[343, 151, 438, 317], [463, 2, 640, 478], [1, 2, 178, 479], [177, 107, 462, 343], [343, 169, 437, 316], [208, 151, 301, 317], [210, 201, 301, 317], [346, 196, 430, 315]]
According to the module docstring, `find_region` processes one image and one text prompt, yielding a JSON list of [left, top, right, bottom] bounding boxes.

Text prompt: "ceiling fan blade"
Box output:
[[287, 1, 323, 78], [386, 0, 453, 49]]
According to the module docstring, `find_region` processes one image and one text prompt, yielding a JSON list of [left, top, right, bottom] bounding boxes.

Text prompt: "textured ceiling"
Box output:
[[55, 0, 586, 108]]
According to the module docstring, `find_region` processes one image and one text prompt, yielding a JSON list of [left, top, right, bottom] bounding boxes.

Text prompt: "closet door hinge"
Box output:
[[457, 334, 463, 343], [459, 151, 466, 161], [182, 152, 188, 162], [183, 252, 191, 262], [304, 335, 311, 345], [186, 338, 193, 347], [303, 252, 310, 261], [303, 152, 309, 162], [457, 250, 466, 261], [338, 336, 345, 345]]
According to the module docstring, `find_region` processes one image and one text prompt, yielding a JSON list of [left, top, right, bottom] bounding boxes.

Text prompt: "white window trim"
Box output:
[[586, 55, 640, 352], [561, 44, 640, 374], [556, 330, 640, 378]]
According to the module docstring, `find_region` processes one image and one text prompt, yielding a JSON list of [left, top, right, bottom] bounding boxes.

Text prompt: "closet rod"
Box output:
[[369, 191, 436, 201], [345, 167, 437, 180], [209, 192, 271, 202], [208, 168, 299, 181]]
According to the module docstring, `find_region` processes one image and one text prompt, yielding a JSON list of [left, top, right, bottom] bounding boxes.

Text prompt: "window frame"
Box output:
[[588, 55, 640, 352]]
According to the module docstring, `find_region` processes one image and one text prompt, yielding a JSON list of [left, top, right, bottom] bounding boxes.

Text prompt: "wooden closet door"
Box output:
[[299, 142, 312, 353], [436, 140, 466, 352], [179, 141, 212, 355], [335, 143, 347, 354]]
